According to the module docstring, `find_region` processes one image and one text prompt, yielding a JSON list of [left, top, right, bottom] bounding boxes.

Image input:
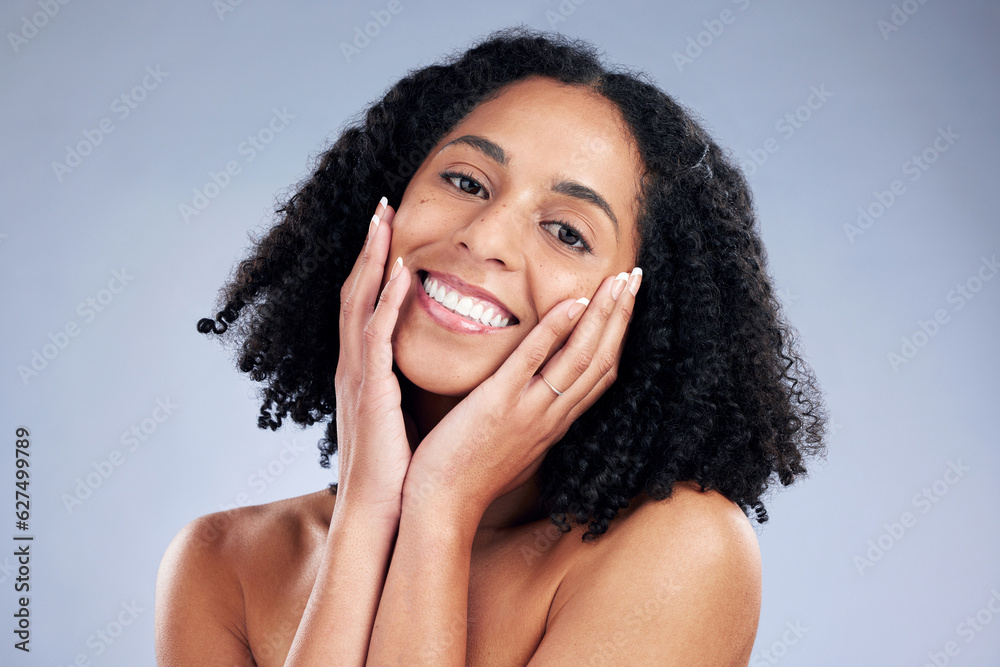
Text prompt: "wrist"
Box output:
[[331, 488, 402, 529], [400, 479, 484, 544]]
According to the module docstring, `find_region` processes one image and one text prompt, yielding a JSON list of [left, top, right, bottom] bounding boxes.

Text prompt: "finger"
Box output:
[[530, 272, 622, 400], [564, 329, 628, 424], [362, 254, 411, 380], [535, 266, 641, 407], [339, 197, 391, 355], [342, 197, 389, 299], [339, 198, 387, 330], [350, 203, 397, 325], [379, 202, 396, 227], [485, 294, 584, 402]]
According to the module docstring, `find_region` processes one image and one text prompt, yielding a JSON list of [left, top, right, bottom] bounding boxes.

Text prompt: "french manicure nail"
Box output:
[[610, 272, 629, 300], [567, 297, 589, 319], [366, 213, 380, 250], [628, 267, 642, 296], [389, 256, 403, 281], [378, 195, 388, 215]]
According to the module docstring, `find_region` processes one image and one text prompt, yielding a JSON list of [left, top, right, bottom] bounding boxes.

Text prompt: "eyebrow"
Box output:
[[438, 134, 620, 240]]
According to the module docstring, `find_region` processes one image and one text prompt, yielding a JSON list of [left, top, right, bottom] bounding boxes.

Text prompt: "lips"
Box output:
[[417, 270, 519, 325]]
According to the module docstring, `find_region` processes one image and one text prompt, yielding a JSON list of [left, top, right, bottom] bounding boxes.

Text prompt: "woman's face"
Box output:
[[384, 75, 645, 396]]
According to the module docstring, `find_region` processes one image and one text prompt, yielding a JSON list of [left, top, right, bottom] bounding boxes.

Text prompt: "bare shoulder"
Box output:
[[615, 481, 761, 575], [534, 482, 761, 666], [155, 489, 335, 666], [158, 487, 335, 576]]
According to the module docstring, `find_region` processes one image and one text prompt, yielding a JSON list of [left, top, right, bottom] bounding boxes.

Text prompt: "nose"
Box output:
[[450, 202, 524, 271]]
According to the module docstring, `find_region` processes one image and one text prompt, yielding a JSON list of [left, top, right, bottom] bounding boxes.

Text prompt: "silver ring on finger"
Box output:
[[539, 374, 565, 397]]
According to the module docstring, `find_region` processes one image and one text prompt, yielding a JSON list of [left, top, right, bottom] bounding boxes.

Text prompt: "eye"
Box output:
[[440, 169, 593, 254], [440, 170, 488, 198], [543, 220, 593, 254]]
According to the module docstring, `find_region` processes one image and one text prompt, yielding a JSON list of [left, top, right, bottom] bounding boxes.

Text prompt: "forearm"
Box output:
[[366, 494, 479, 666], [283, 501, 400, 667]]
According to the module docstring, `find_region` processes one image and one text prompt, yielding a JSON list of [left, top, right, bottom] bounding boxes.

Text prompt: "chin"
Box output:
[[393, 347, 485, 397]]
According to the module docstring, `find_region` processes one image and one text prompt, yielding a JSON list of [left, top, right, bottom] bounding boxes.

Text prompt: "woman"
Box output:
[[155, 27, 826, 666]]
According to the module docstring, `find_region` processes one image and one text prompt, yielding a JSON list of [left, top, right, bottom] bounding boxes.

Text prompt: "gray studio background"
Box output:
[[2, 0, 998, 664]]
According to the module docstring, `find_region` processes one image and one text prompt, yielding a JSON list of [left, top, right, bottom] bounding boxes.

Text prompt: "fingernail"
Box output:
[[610, 272, 629, 300], [378, 195, 388, 215], [389, 256, 403, 281], [628, 267, 642, 296], [567, 297, 589, 319], [367, 213, 380, 250]]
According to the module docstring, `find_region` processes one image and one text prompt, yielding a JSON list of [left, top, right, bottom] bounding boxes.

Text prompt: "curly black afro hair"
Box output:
[[197, 26, 827, 541]]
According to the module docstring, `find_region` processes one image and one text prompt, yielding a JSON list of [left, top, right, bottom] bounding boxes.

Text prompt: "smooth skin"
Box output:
[[155, 76, 761, 666]]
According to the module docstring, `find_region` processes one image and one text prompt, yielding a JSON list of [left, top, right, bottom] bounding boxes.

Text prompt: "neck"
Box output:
[[399, 370, 462, 447], [397, 370, 547, 533]]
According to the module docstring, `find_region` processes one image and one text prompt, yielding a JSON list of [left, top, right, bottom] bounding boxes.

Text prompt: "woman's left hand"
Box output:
[[401, 268, 642, 524]]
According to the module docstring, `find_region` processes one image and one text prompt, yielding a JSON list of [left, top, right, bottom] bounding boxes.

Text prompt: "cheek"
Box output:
[[389, 199, 451, 252], [528, 265, 600, 320]]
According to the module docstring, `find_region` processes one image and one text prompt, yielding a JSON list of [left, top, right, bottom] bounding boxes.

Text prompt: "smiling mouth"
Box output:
[[417, 270, 519, 328]]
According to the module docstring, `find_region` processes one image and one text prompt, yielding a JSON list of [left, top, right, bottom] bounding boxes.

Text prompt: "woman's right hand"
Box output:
[[333, 196, 414, 522]]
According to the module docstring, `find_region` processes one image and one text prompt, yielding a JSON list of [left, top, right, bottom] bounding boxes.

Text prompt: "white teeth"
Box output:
[[455, 296, 474, 316], [421, 274, 513, 327]]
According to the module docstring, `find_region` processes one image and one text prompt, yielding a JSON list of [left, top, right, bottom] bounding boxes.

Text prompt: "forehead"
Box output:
[[449, 77, 641, 175], [433, 77, 645, 242]]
